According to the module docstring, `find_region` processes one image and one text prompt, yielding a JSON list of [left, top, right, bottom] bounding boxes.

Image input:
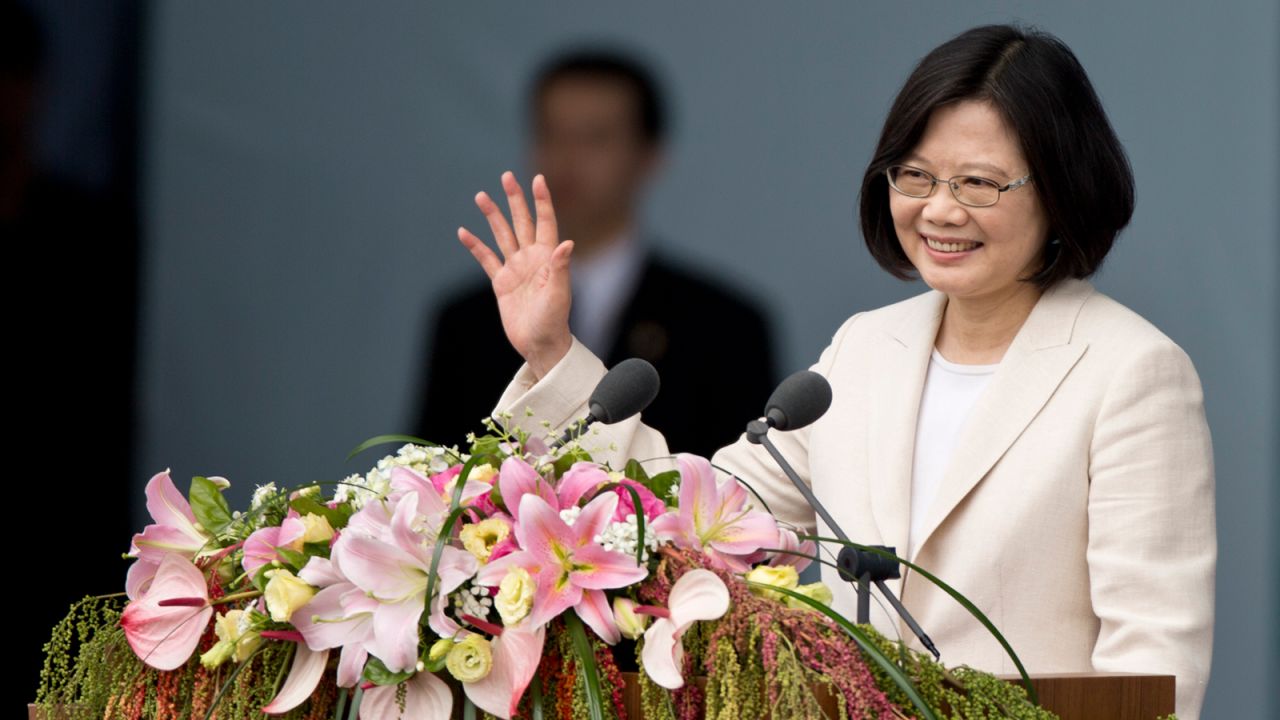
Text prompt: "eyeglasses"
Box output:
[[885, 164, 1032, 208]]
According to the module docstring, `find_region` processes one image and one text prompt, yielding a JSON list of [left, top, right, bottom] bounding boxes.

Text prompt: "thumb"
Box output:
[[548, 239, 575, 281]]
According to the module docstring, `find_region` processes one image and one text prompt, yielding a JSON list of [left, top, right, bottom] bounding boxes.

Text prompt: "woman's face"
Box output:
[[889, 99, 1051, 303]]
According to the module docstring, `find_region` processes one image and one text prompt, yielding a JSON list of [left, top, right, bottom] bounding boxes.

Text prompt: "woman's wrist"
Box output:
[[527, 334, 573, 381]]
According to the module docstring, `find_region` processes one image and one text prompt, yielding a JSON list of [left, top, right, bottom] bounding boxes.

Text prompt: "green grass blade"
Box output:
[[564, 613, 607, 720]]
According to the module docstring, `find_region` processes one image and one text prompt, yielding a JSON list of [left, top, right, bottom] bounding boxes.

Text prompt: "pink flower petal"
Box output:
[[262, 644, 331, 714], [334, 535, 425, 602], [120, 554, 212, 670], [569, 492, 619, 544], [368, 594, 427, 673], [556, 462, 609, 508], [465, 625, 546, 719], [705, 510, 778, 556], [125, 557, 160, 601], [512, 495, 576, 563], [360, 671, 452, 720], [498, 457, 557, 520], [143, 469, 202, 541], [566, 543, 648, 590], [337, 643, 369, 689], [294, 583, 371, 650], [574, 589, 620, 645], [667, 569, 730, 631], [640, 617, 685, 689]]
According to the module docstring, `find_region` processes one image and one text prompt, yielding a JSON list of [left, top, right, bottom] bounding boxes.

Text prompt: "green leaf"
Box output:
[[799, 534, 1038, 706], [751, 581, 940, 720], [530, 673, 545, 720], [645, 470, 680, 501], [290, 494, 349, 529], [189, 476, 234, 535], [275, 547, 308, 570], [623, 458, 651, 483], [423, 455, 482, 616], [250, 564, 272, 593], [564, 613, 607, 720], [552, 445, 592, 477], [346, 433, 440, 462], [362, 656, 414, 686]]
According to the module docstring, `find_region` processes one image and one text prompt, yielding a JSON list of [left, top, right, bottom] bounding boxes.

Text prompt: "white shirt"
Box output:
[[907, 346, 1000, 560], [569, 224, 646, 358]]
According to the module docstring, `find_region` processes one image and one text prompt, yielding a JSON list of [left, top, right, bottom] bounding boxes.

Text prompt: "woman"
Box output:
[[456, 24, 1216, 719]]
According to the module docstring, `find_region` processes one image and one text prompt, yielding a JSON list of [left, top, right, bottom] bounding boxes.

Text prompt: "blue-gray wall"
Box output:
[[139, 3, 1278, 716]]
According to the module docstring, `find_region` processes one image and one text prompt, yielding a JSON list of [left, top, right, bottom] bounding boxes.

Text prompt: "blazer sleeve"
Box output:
[[488, 312, 868, 535], [1086, 337, 1216, 719]]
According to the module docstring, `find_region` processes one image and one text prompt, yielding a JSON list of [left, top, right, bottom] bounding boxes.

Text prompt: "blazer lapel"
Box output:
[[867, 287, 947, 561], [910, 278, 1095, 558]]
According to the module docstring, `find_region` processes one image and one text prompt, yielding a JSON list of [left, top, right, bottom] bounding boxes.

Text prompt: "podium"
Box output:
[[618, 670, 1174, 720]]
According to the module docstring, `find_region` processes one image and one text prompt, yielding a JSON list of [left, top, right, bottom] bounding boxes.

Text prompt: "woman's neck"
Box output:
[[934, 283, 1042, 364]]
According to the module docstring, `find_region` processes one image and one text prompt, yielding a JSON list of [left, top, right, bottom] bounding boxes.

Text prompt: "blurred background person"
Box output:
[[413, 46, 777, 457]]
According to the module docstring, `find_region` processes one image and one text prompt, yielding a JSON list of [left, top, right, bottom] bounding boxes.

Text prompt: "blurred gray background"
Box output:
[[125, 2, 1276, 717]]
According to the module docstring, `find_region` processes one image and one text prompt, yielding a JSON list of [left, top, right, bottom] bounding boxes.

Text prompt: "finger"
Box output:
[[457, 226, 503, 280], [532, 173, 561, 248], [474, 190, 519, 260], [501, 170, 536, 249], [547, 239, 574, 284]]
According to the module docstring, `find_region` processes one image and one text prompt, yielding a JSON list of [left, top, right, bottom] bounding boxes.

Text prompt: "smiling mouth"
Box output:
[[923, 235, 983, 253]]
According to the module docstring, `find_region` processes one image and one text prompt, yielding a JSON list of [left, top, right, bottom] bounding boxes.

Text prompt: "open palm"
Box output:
[[457, 171, 575, 379]]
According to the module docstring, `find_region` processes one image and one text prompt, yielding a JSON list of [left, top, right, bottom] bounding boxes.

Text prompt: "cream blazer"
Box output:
[[492, 276, 1217, 719]]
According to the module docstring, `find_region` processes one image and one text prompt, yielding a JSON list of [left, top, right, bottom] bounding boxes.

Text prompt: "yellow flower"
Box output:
[[460, 518, 512, 563], [785, 582, 835, 610], [468, 464, 499, 484], [446, 634, 493, 682], [428, 638, 453, 663], [300, 513, 335, 544], [612, 597, 650, 640], [201, 609, 262, 668], [264, 569, 316, 623], [745, 564, 799, 602], [495, 567, 536, 626]]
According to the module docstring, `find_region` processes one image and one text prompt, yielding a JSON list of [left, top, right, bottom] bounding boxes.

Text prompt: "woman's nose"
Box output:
[[920, 182, 970, 226]]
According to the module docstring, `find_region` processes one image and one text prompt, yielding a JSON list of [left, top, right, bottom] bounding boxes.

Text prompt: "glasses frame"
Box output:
[[885, 164, 1032, 208]]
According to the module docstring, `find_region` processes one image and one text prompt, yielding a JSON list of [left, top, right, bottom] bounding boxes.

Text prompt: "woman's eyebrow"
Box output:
[[903, 153, 1010, 177]]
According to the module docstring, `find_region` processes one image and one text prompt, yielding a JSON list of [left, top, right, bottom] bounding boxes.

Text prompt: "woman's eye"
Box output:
[[961, 176, 993, 188]]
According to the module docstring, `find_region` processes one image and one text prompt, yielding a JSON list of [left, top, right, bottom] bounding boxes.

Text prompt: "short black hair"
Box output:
[[859, 23, 1135, 290], [526, 45, 668, 147]]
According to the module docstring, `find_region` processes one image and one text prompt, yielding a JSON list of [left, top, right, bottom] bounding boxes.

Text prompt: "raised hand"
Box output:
[[457, 171, 575, 380]]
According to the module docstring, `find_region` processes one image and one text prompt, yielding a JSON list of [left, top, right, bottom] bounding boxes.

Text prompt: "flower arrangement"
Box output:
[[35, 417, 1069, 719]]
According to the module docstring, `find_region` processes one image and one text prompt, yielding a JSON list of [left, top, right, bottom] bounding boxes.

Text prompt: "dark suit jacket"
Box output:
[[413, 250, 777, 457]]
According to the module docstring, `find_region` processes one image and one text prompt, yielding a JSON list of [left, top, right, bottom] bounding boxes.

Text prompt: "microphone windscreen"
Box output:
[[588, 358, 660, 424], [764, 370, 832, 431]]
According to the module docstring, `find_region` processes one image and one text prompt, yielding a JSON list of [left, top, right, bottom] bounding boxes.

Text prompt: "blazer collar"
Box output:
[[866, 277, 1096, 570]]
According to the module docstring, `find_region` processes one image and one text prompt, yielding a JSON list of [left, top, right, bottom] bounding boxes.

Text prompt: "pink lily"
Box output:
[[497, 456, 558, 520], [333, 491, 478, 672], [120, 553, 214, 670], [475, 492, 647, 643], [640, 569, 731, 689], [650, 454, 779, 572], [765, 526, 818, 572], [242, 509, 306, 577], [125, 469, 216, 600], [293, 556, 375, 687], [262, 642, 331, 715], [360, 670, 452, 720], [464, 625, 546, 719]]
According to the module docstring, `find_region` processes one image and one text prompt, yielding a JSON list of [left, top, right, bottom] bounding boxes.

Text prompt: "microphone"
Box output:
[[553, 358, 660, 449], [745, 371, 939, 658]]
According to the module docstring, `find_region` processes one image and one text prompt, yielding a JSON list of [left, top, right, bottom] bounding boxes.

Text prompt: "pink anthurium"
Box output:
[[262, 641, 331, 714], [120, 553, 214, 670], [463, 625, 547, 719], [359, 670, 452, 720], [475, 492, 647, 642], [640, 569, 731, 689], [650, 454, 779, 572]]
